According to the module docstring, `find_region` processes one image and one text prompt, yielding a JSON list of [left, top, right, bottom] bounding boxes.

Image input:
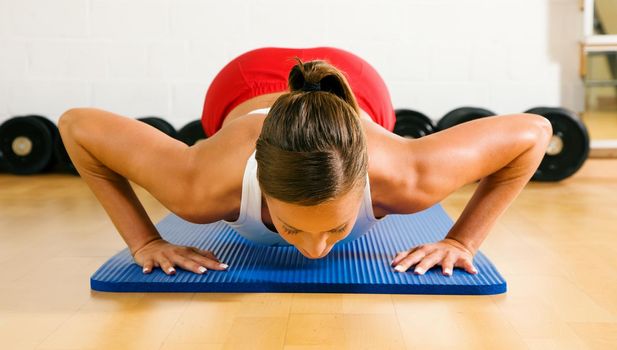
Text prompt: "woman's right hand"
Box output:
[[132, 238, 229, 275]]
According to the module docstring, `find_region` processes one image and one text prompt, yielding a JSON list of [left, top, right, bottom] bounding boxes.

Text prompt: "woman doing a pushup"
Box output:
[[58, 47, 552, 277]]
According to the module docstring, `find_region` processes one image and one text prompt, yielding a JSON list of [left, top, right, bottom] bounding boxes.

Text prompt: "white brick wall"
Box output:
[[0, 79, 7, 118], [7, 0, 88, 38], [0, 40, 28, 80], [8, 80, 90, 117], [170, 0, 249, 41], [90, 0, 169, 39], [0, 0, 585, 129], [91, 82, 169, 118], [107, 42, 148, 79], [28, 41, 107, 80], [0, 0, 8, 39]]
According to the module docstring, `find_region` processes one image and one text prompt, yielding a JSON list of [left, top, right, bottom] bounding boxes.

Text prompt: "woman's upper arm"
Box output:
[[404, 113, 551, 207], [59, 108, 203, 218]]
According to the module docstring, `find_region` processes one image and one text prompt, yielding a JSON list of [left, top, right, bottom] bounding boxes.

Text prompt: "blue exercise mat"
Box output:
[[91, 204, 506, 295]]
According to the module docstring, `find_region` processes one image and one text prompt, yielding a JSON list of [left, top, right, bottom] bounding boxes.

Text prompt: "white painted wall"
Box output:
[[0, 0, 584, 128]]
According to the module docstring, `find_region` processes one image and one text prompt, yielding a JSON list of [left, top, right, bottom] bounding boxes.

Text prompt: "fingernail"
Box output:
[[168, 267, 175, 274], [394, 265, 405, 272], [219, 263, 229, 269], [198, 266, 207, 273], [414, 267, 425, 275], [390, 259, 395, 265], [472, 267, 478, 274], [143, 267, 149, 273], [444, 268, 452, 276]]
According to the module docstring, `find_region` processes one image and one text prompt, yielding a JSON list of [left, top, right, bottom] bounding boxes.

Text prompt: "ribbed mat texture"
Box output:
[[91, 204, 506, 295]]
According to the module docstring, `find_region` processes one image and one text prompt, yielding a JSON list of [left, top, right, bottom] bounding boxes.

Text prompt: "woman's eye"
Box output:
[[284, 227, 345, 235]]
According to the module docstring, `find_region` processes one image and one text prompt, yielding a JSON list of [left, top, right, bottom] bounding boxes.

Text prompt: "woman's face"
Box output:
[[265, 189, 363, 259]]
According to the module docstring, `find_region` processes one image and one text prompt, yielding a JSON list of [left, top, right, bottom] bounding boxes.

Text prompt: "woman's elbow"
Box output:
[[519, 113, 553, 147], [58, 108, 91, 140], [58, 108, 78, 133]]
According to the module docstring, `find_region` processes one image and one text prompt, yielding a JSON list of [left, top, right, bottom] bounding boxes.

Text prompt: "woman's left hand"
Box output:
[[390, 238, 478, 276]]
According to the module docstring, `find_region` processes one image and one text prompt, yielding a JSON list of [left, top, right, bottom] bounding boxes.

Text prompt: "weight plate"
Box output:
[[0, 116, 54, 175], [52, 129, 79, 175], [524, 107, 590, 182], [138, 117, 178, 138], [29, 115, 61, 172], [177, 120, 207, 146], [0, 150, 7, 173], [437, 106, 497, 131], [0, 148, 7, 172], [394, 109, 435, 139], [32, 114, 79, 175]]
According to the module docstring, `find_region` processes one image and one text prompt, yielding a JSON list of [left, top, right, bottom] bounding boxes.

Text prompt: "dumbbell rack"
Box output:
[[580, 44, 617, 157], [580, 0, 617, 158]]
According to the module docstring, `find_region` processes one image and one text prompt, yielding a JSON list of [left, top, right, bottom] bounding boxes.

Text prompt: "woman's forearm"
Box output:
[[59, 113, 163, 255], [445, 139, 549, 254]]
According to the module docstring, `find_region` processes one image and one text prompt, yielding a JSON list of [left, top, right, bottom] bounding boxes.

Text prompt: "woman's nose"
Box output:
[[302, 237, 329, 258]]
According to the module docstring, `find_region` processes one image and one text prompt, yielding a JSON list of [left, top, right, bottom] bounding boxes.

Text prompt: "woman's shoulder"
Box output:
[[362, 119, 433, 216], [187, 115, 265, 223]]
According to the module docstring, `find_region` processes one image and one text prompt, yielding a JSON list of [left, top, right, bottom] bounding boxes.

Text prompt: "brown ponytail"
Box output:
[[255, 58, 368, 206]]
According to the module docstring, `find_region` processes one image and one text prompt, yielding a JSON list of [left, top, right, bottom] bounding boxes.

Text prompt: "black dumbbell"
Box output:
[[437, 106, 497, 131], [524, 107, 590, 182], [177, 120, 207, 146], [54, 131, 78, 176], [137, 117, 178, 139], [31, 115, 63, 172], [0, 148, 7, 173], [30, 115, 79, 175], [0, 115, 57, 175], [393, 109, 435, 139]]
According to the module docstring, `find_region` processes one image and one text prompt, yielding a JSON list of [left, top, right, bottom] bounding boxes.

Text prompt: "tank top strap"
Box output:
[[222, 150, 290, 246]]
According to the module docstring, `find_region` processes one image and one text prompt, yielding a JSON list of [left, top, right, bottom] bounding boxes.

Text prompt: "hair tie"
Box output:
[[302, 81, 321, 92]]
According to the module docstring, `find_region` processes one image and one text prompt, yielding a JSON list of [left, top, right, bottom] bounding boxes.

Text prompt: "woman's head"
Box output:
[[255, 58, 368, 257]]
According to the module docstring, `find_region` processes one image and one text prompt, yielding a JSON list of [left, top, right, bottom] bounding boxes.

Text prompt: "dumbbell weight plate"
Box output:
[[0, 148, 7, 172], [137, 117, 178, 138], [393, 109, 435, 139], [34, 115, 78, 175], [437, 106, 496, 131], [177, 120, 207, 146], [29, 114, 78, 175], [0, 116, 54, 175], [29, 115, 61, 171], [54, 132, 78, 175], [524, 107, 590, 182]]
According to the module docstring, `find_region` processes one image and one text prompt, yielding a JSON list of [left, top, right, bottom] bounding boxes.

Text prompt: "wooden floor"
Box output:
[[582, 111, 617, 140], [1, 160, 616, 350]]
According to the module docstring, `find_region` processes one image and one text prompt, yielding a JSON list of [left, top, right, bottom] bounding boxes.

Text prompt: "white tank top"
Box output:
[[222, 108, 385, 246]]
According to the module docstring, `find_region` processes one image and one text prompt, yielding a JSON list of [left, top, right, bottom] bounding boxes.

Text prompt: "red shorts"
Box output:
[[201, 47, 396, 137]]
